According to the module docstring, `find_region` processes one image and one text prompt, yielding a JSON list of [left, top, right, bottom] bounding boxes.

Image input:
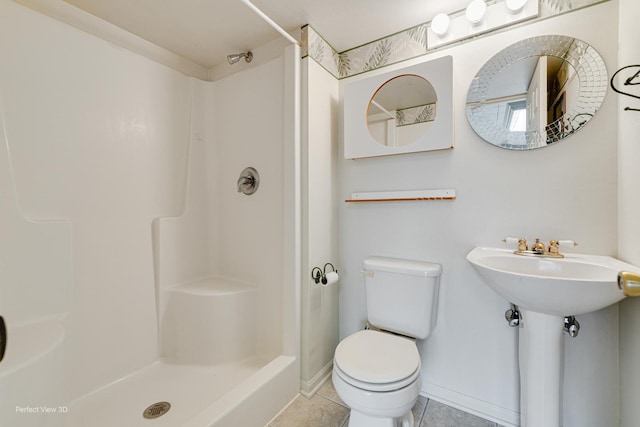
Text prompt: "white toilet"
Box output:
[[332, 257, 441, 427]]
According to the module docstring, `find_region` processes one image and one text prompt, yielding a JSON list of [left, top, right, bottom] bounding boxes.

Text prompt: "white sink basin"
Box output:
[[467, 247, 639, 316]]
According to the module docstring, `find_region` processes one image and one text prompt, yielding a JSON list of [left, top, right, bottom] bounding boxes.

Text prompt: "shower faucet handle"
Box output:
[[237, 174, 254, 187], [236, 167, 260, 195]]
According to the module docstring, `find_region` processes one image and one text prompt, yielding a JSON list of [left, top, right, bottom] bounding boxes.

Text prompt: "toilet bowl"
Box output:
[[332, 257, 442, 427], [332, 330, 422, 427]]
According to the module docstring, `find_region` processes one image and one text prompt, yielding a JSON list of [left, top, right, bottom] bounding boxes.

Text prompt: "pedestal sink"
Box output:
[[467, 247, 640, 427]]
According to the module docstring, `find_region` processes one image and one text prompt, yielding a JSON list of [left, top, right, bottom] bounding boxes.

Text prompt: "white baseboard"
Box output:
[[422, 381, 520, 427], [300, 361, 333, 398]]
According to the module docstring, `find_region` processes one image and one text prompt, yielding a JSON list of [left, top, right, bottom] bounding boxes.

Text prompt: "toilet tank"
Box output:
[[363, 257, 441, 340]]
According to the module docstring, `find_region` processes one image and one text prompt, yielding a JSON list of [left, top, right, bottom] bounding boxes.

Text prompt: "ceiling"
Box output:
[[60, 0, 472, 69]]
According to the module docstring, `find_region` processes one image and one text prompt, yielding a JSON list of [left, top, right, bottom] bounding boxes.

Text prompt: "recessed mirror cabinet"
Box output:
[[466, 35, 608, 150], [344, 56, 453, 159]]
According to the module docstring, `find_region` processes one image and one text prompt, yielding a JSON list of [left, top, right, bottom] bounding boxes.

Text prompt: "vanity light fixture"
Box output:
[[465, 0, 487, 25], [505, 0, 528, 14], [428, 0, 538, 49], [431, 13, 450, 37]]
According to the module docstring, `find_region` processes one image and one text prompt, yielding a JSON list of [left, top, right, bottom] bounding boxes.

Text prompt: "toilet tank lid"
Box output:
[[363, 257, 442, 277]]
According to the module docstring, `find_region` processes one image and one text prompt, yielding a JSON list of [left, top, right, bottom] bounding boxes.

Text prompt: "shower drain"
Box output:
[[142, 401, 171, 419]]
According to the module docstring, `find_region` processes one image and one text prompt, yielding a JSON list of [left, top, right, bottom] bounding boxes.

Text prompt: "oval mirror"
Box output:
[[466, 35, 608, 150], [367, 74, 437, 147]]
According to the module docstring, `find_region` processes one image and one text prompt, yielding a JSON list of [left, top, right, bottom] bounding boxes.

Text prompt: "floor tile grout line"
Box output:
[[415, 397, 429, 426], [315, 393, 347, 409], [316, 394, 349, 409]]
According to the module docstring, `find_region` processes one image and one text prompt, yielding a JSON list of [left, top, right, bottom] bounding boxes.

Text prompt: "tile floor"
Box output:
[[267, 378, 504, 427]]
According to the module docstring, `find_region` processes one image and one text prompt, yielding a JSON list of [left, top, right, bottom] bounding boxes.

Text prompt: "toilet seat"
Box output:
[[334, 330, 421, 392]]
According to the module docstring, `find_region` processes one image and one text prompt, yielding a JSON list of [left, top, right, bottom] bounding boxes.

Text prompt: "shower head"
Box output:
[[227, 51, 253, 65]]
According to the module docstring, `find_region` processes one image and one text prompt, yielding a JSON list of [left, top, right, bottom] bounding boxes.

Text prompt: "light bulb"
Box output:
[[506, 0, 528, 13], [431, 13, 450, 36], [465, 0, 487, 25]]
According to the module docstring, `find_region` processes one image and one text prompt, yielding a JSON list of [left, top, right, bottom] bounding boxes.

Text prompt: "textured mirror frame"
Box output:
[[466, 35, 608, 150]]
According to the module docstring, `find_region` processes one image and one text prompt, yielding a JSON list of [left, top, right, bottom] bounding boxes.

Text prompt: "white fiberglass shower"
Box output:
[[0, 1, 300, 426]]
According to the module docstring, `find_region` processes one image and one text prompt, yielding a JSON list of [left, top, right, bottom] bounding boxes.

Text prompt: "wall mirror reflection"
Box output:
[[344, 55, 453, 159], [367, 75, 437, 148], [466, 35, 608, 150]]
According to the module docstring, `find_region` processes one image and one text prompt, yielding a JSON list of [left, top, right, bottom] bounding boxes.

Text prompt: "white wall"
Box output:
[[0, 0, 193, 400], [0, 60, 73, 427], [157, 56, 290, 361], [0, 0, 295, 408], [300, 57, 340, 395], [617, 0, 640, 425], [212, 57, 288, 358], [155, 80, 214, 294], [338, 3, 619, 426]]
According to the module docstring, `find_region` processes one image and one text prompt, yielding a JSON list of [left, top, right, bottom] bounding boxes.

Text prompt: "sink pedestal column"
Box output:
[[518, 309, 564, 427]]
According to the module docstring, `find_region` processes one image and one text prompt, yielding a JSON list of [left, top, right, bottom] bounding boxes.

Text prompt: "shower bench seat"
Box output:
[[161, 277, 258, 365]]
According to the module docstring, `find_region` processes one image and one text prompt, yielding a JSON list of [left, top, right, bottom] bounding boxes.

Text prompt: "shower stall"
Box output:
[[0, 1, 300, 426]]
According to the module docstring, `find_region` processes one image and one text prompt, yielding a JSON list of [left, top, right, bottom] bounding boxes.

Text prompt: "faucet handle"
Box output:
[[503, 237, 528, 251], [502, 237, 520, 245], [558, 240, 578, 248], [548, 239, 578, 255]]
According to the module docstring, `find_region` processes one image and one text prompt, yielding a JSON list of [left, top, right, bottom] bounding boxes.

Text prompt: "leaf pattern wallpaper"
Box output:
[[303, 0, 607, 80], [396, 104, 436, 126], [302, 25, 340, 77]]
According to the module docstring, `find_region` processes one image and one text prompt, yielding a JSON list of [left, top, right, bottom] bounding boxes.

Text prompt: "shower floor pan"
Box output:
[[66, 355, 296, 427]]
